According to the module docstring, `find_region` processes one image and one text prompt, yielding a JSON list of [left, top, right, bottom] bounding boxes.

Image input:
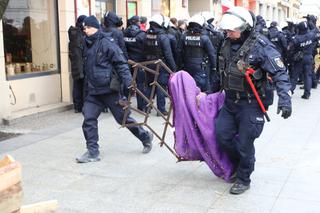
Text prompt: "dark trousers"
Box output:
[[136, 68, 147, 111], [146, 70, 168, 113], [215, 99, 265, 185], [146, 84, 167, 113], [290, 56, 313, 96], [73, 78, 84, 111], [185, 63, 209, 92], [82, 92, 149, 155]]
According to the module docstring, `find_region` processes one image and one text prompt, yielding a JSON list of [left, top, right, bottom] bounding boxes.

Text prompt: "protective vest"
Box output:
[[145, 33, 162, 60], [219, 32, 268, 97], [184, 32, 204, 58]]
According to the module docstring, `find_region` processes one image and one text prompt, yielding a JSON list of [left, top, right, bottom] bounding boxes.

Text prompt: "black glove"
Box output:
[[277, 106, 292, 119]]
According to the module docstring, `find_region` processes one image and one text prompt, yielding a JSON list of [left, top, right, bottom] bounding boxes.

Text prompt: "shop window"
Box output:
[[95, 0, 115, 24], [2, 0, 59, 79]]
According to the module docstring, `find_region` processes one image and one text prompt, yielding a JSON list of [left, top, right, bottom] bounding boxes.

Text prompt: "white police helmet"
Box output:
[[188, 14, 206, 26], [163, 16, 170, 28], [200, 11, 214, 23], [149, 14, 165, 27], [219, 6, 254, 31]]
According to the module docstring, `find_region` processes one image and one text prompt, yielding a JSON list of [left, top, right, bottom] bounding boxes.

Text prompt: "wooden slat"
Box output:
[[20, 200, 58, 213], [0, 155, 15, 168], [0, 183, 23, 213], [0, 161, 22, 192]]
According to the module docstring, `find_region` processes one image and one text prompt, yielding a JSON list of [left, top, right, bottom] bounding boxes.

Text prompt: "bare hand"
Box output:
[[196, 92, 206, 108]]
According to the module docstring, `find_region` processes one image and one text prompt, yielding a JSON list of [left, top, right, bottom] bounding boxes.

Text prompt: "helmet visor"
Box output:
[[219, 13, 246, 31]]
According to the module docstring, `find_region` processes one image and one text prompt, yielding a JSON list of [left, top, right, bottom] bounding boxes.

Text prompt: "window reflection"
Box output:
[[3, 0, 58, 76]]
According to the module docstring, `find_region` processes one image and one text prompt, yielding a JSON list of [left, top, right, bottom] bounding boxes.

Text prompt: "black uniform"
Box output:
[[123, 22, 147, 111], [81, 30, 152, 158], [179, 23, 217, 92], [215, 29, 292, 188], [144, 23, 176, 114], [68, 15, 86, 112]]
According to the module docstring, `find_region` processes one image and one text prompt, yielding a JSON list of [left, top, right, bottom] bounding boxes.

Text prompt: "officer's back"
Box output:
[[123, 16, 146, 62], [144, 16, 176, 72], [290, 22, 318, 56], [83, 29, 130, 95], [268, 22, 287, 57], [103, 11, 128, 60]]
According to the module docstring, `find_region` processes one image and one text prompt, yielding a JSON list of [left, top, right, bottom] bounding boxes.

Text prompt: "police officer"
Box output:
[[282, 19, 298, 81], [76, 16, 153, 163], [289, 21, 319, 99], [103, 11, 128, 60], [144, 14, 177, 116], [268, 21, 288, 58], [215, 7, 292, 194], [255, 15, 268, 36], [123, 15, 147, 111], [201, 11, 224, 92], [180, 14, 217, 92], [305, 15, 320, 88], [68, 15, 87, 113], [164, 16, 179, 68]]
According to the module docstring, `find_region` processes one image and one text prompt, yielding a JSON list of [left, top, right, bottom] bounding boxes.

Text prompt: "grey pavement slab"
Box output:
[[1, 88, 320, 212]]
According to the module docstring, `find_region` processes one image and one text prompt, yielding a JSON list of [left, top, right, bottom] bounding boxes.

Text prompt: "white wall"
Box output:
[[8, 74, 62, 112]]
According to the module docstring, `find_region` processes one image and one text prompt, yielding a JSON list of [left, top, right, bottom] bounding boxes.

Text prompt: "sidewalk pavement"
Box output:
[[1, 87, 320, 213]]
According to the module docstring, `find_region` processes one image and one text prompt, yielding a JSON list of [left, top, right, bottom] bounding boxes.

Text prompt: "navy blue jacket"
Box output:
[[222, 34, 292, 108], [145, 25, 177, 72], [203, 24, 224, 51], [123, 24, 146, 62], [83, 31, 131, 95], [103, 12, 128, 60], [166, 29, 179, 66], [290, 29, 319, 56], [180, 30, 217, 71], [268, 26, 287, 57]]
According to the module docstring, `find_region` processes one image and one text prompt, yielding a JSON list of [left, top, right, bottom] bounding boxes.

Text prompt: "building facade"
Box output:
[[299, 0, 320, 21], [235, 0, 301, 26], [0, 0, 191, 123], [0, 0, 302, 124]]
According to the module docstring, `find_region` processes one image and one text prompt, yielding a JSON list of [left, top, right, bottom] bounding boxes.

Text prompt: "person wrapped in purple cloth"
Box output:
[[168, 71, 236, 182]]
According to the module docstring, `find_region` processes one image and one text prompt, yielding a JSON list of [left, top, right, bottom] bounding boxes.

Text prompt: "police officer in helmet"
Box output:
[[215, 7, 292, 194], [144, 14, 177, 116], [267, 21, 288, 59], [180, 14, 217, 92], [289, 21, 319, 99], [123, 15, 148, 111], [200, 11, 224, 92]]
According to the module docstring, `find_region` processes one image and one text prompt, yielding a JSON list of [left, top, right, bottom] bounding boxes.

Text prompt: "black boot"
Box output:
[[229, 182, 250, 195]]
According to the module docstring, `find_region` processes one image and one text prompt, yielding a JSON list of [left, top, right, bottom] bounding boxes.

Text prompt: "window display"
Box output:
[[2, 0, 58, 77]]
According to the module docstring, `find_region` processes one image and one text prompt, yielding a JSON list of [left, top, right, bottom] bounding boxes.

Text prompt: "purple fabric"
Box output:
[[168, 71, 235, 181]]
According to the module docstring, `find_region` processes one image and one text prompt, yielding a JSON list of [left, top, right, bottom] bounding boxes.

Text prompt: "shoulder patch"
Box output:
[[274, 57, 285, 69]]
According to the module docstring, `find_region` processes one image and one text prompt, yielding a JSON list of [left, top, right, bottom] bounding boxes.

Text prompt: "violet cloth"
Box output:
[[168, 71, 235, 181]]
